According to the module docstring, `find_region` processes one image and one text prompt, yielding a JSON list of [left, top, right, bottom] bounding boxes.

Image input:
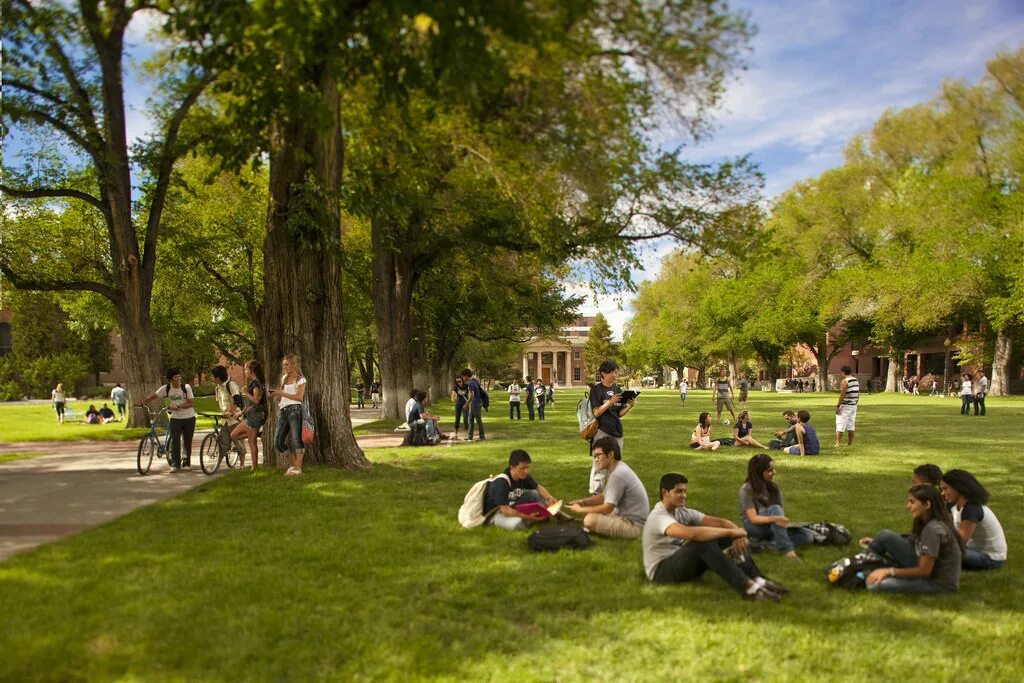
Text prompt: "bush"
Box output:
[[77, 385, 115, 400], [0, 380, 23, 401], [20, 352, 88, 398]]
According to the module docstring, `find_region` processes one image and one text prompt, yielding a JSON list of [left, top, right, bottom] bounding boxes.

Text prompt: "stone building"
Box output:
[[520, 316, 595, 387]]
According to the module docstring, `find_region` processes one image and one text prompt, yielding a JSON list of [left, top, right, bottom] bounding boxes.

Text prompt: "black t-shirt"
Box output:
[[248, 379, 266, 405], [589, 382, 623, 437], [736, 420, 752, 438], [525, 383, 535, 403], [484, 469, 539, 514], [99, 407, 115, 419]]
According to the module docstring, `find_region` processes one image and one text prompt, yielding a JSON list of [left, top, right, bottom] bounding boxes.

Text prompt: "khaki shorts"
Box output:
[[591, 513, 643, 539], [716, 397, 734, 411], [836, 404, 857, 432]]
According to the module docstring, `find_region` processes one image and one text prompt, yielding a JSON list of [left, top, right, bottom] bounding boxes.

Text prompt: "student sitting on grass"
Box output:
[[642, 472, 787, 602], [768, 410, 799, 450], [690, 412, 721, 451], [782, 410, 818, 456], [861, 485, 963, 594], [939, 469, 1007, 571], [912, 464, 943, 487], [98, 403, 117, 423], [732, 411, 768, 449], [84, 404, 101, 424], [568, 437, 649, 539], [484, 450, 561, 531], [739, 454, 815, 559]]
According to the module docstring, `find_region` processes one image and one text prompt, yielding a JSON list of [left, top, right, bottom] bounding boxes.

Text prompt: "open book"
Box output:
[[514, 500, 564, 520]]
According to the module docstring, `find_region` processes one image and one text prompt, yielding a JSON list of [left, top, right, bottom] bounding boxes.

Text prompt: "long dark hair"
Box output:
[[246, 360, 265, 385], [698, 412, 711, 429], [745, 454, 781, 506], [940, 469, 990, 506], [909, 485, 964, 553]]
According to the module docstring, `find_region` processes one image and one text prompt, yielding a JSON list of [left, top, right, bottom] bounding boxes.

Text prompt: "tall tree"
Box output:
[[1, 0, 215, 425], [583, 312, 616, 379]]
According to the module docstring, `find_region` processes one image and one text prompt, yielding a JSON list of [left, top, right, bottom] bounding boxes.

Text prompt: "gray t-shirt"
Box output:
[[916, 518, 962, 592], [716, 381, 731, 398], [603, 462, 650, 526], [737, 482, 784, 523], [642, 502, 706, 580]]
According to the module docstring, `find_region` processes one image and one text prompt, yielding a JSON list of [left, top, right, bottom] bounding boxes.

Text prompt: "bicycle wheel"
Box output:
[[224, 443, 240, 469], [164, 435, 174, 466], [199, 432, 221, 475], [137, 436, 157, 475]]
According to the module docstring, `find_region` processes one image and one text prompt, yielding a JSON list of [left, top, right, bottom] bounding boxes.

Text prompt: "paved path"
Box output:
[[0, 409, 389, 562]]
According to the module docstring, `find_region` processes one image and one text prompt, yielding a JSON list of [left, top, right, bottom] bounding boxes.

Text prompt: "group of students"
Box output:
[[481, 444, 1008, 600], [50, 382, 128, 424], [135, 354, 309, 476], [505, 377, 555, 421]]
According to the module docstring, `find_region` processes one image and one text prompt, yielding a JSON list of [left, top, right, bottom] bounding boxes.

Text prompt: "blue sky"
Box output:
[[582, 0, 1024, 339]]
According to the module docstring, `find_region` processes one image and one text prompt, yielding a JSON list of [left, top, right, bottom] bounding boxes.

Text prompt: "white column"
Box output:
[[522, 354, 528, 379], [553, 350, 561, 386]]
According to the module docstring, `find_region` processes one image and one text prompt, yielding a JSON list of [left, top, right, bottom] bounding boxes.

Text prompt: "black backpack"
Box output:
[[527, 525, 594, 552], [826, 552, 896, 589], [479, 387, 490, 411], [800, 522, 852, 546]]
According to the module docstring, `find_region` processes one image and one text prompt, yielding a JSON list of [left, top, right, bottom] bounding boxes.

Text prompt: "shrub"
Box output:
[[20, 352, 88, 398], [0, 380, 23, 401]]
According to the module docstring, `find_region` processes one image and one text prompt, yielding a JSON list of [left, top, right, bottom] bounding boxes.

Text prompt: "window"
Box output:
[[573, 367, 581, 382], [574, 350, 581, 359]]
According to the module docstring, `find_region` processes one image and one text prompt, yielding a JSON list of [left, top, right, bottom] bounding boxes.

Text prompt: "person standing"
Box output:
[[270, 354, 307, 476], [507, 379, 521, 420], [546, 382, 554, 406], [587, 359, 636, 493], [110, 383, 127, 420], [451, 377, 469, 439], [138, 369, 196, 472], [535, 378, 546, 421], [738, 374, 749, 410], [355, 381, 365, 409], [211, 365, 248, 466], [974, 370, 988, 416], [51, 383, 66, 424], [678, 377, 688, 406], [524, 375, 535, 421], [230, 360, 267, 469], [834, 365, 859, 447], [370, 380, 381, 409], [959, 373, 973, 416], [462, 368, 485, 441], [714, 372, 736, 424]]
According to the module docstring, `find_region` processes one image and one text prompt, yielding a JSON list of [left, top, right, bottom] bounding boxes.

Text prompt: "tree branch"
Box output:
[[0, 264, 119, 303], [7, 105, 100, 162], [0, 183, 105, 212]]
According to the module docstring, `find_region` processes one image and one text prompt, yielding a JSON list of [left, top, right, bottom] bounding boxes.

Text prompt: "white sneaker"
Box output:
[[284, 467, 302, 476]]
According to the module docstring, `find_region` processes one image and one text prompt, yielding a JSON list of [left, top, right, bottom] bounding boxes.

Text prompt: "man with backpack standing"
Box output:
[[211, 365, 248, 465], [463, 368, 486, 441]]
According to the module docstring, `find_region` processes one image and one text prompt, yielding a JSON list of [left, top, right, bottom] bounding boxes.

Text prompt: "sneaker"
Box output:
[[284, 467, 302, 476], [757, 577, 790, 595], [167, 467, 182, 474], [180, 464, 192, 471], [745, 585, 782, 602]]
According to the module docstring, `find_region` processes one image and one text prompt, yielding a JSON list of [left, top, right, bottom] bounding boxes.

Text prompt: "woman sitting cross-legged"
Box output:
[[690, 412, 721, 451], [861, 484, 963, 594], [732, 411, 769, 449], [939, 469, 1007, 570], [739, 454, 815, 559]]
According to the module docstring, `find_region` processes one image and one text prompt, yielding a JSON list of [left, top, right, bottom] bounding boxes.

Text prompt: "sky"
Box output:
[[579, 0, 1024, 340]]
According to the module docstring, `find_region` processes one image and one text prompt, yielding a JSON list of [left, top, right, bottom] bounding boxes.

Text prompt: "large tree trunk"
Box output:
[[990, 324, 1012, 396], [885, 351, 905, 392], [813, 337, 829, 392], [261, 64, 368, 470], [371, 220, 415, 420]]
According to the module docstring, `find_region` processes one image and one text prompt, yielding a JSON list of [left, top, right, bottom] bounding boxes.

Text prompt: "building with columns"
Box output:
[[520, 316, 595, 388]]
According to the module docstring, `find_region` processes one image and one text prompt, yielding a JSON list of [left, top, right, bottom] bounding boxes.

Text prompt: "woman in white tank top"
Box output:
[[269, 354, 307, 476]]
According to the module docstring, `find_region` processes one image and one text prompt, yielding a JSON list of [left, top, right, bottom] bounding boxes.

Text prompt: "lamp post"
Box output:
[[943, 337, 951, 397], [851, 348, 859, 375]]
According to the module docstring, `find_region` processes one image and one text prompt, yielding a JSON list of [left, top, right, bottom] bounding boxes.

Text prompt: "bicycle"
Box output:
[[137, 405, 173, 475], [198, 412, 244, 475]]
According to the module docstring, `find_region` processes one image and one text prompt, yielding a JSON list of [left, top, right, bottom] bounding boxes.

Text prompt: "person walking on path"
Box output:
[[355, 382, 365, 409], [974, 370, 988, 416], [834, 365, 859, 448], [51, 383, 66, 425], [138, 369, 196, 472], [110, 383, 127, 420], [507, 379, 522, 420], [959, 373, 974, 416], [370, 381, 381, 409], [463, 368, 486, 441], [270, 354, 307, 476], [230, 360, 267, 469], [587, 359, 636, 493]]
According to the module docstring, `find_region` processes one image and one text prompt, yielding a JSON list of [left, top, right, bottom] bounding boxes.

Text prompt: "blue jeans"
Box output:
[[742, 505, 815, 553], [454, 400, 468, 432], [467, 402, 485, 439], [537, 401, 545, 420], [491, 491, 542, 530], [275, 404, 303, 456], [866, 529, 946, 594], [963, 548, 1003, 570], [961, 395, 972, 414], [527, 401, 534, 420]]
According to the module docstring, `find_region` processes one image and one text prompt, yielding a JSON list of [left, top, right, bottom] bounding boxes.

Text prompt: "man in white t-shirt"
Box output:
[[138, 369, 196, 473], [974, 370, 989, 416], [507, 380, 521, 420], [678, 378, 688, 405], [567, 437, 649, 539], [642, 472, 786, 601]]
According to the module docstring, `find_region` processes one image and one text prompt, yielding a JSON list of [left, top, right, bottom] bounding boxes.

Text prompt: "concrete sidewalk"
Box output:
[[0, 409, 389, 562]]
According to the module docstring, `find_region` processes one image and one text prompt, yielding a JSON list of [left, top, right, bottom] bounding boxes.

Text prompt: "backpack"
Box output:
[[223, 380, 245, 410], [301, 392, 315, 446], [458, 473, 510, 528], [577, 397, 598, 440], [163, 382, 193, 404], [479, 387, 490, 411], [826, 552, 897, 589], [527, 525, 594, 552], [798, 522, 852, 546]]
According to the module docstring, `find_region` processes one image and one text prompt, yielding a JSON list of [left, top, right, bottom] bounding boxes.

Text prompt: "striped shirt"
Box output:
[[841, 376, 860, 405]]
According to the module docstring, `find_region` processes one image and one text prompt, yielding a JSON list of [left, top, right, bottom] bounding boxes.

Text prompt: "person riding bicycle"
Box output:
[[138, 369, 196, 473], [211, 365, 248, 465]]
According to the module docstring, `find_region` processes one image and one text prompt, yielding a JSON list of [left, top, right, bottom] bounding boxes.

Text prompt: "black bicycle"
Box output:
[[198, 413, 243, 475]]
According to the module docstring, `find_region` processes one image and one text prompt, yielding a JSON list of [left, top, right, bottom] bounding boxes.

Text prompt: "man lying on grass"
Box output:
[[642, 472, 787, 602], [484, 450, 561, 531], [567, 437, 650, 539]]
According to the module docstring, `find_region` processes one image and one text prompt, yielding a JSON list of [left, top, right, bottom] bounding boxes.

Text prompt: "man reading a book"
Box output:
[[485, 450, 561, 531], [567, 437, 650, 539], [641, 473, 787, 602]]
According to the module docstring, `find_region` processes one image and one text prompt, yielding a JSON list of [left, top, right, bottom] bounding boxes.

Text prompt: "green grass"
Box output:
[[0, 398, 221, 442], [0, 452, 52, 464], [1, 390, 1022, 681]]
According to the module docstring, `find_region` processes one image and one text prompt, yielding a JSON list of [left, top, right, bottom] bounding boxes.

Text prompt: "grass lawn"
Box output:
[[1, 390, 1022, 681], [0, 398, 222, 443]]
